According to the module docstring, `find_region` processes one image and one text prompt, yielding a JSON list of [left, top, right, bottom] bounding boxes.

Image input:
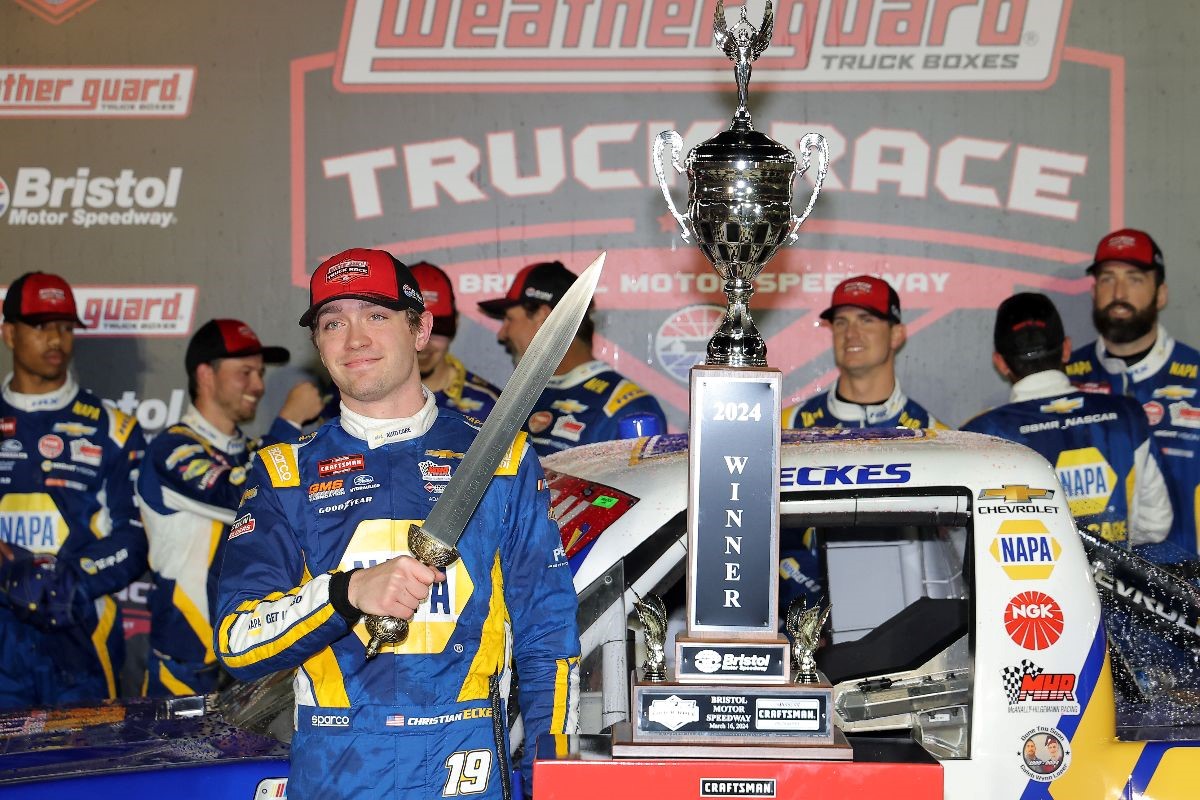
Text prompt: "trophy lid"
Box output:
[[689, 125, 796, 168]]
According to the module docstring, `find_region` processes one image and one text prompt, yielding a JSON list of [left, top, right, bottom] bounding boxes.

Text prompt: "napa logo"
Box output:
[[1055, 447, 1116, 516], [989, 520, 1062, 580], [338, 519, 473, 656], [0, 495, 67, 553]]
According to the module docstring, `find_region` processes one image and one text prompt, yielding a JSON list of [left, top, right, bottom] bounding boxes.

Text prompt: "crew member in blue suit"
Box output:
[[783, 275, 945, 430], [0, 271, 147, 708], [964, 292, 1172, 546], [479, 259, 667, 456], [138, 318, 322, 696], [1067, 229, 1200, 559], [410, 261, 501, 420], [215, 248, 579, 799]]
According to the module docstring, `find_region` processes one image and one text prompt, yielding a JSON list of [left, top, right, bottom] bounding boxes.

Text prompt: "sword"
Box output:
[[363, 251, 606, 657]]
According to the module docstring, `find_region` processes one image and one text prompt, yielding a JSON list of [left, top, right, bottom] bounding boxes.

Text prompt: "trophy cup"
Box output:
[[613, 0, 846, 760], [653, 0, 829, 368]]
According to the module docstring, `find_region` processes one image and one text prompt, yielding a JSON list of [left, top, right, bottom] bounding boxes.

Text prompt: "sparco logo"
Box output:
[[337, 0, 1068, 88], [1, 167, 182, 228], [700, 779, 776, 797], [269, 448, 294, 483], [310, 714, 350, 727]]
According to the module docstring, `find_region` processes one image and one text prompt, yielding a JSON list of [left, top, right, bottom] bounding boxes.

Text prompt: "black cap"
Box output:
[[477, 261, 577, 319], [185, 319, 290, 376], [994, 293, 1065, 362]]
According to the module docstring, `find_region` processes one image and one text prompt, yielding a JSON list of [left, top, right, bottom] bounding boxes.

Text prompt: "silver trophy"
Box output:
[[653, 0, 829, 367], [633, 591, 668, 683], [786, 597, 831, 684]]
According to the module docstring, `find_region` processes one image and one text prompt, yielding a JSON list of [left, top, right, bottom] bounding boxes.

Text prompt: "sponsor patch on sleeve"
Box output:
[[603, 379, 647, 416], [229, 514, 256, 539], [494, 432, 528, 476], [261, 444, 300, 488]]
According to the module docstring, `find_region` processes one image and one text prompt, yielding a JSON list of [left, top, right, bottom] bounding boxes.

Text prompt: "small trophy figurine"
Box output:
[[786, 598, 831, 684], [633, 591, 668, 683]]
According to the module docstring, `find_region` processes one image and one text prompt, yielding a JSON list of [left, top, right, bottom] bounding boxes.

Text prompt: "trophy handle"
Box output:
[[786, 132, 830, 244], [652, 130, 694, 243]]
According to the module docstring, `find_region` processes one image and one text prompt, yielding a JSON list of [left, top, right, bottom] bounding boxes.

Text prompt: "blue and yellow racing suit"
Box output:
[[783, 379, 945, 430], [215, 394, 579, 799], [962, 369, 1172, 546], [0, 375, 146, 708], [137, 405, 299, 696], [435, 353, 501, 420], [524, 359, 666, 457], [1069, 325, 1200, 557]]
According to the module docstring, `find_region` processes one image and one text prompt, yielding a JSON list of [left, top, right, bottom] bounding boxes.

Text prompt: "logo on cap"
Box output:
[[1107, 234, 1137, 249], [841, 280, 874, 295], [37, 287, 66, 304], [326, 260, 370, 284], [525, 287, 554, 302], [403, 284, 423, 303]]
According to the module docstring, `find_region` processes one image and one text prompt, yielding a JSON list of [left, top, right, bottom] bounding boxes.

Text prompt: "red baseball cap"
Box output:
[[299, 248, 425, 327], [1087, 228, 1164, 276], [820, 275, 901, 323], [185, 319, 289, 375], [477, 261, 577, 320], [2, 271, 86, 327], [410, 261, 457, 338]]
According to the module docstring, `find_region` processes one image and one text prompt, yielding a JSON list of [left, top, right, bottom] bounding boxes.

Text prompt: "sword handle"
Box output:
[[363, 524, 461, 660]]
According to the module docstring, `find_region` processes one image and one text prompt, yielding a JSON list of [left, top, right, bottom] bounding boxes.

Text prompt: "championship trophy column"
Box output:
[[609, 0, 843, 758]]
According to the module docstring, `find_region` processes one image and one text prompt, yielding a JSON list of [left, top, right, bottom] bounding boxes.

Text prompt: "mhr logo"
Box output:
[[337, 0, 1069, 88]]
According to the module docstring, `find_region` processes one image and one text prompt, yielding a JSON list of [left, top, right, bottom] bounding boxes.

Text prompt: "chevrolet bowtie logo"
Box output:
[[1040, 397, 1084, 414], [1154, 385, 1197, 400], [979, 485, 1055, 502], [424, 449, 465, 459], [551, 399, 588, 414]]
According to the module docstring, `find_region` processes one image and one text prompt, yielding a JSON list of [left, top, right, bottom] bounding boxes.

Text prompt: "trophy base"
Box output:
[[629, 674, 837, 745], [611, 722, 853, 761]]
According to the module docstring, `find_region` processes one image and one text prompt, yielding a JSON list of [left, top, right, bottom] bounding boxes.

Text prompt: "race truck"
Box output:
[[537, 428, 1200, 800]]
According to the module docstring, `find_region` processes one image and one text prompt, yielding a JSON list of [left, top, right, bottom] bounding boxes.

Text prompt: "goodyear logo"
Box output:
[[1055, 447, 1116, 516], [989, 520, 1062, 580]]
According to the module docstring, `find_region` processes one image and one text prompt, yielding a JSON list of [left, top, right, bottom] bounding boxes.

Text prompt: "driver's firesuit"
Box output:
[[962, 369, 1172, 546], [782, 380, 946, 430], [0, 375, 147, 708], [214, 396, 580, 799]]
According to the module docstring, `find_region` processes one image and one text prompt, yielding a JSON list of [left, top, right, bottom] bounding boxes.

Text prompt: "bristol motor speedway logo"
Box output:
[[0, 167, 183, 228], [293, 0, 1119, 423]]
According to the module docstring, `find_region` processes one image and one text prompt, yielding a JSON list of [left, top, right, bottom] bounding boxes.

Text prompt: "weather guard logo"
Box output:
[[0, 67, 195, 118], [1, 285, 198, 338], [336, 0, 1069, 89]]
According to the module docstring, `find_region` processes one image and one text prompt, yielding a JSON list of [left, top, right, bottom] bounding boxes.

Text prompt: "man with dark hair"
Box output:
[[410, 261, 501, 420], [783, 275, 944, 430], [479, 260, 666, 456], [0, 271, 147, 708], [216, 248, 579, 799], [137, 319, 321, 696], [1067, 229, 1200, 558], [964, 292, 1171, 546]]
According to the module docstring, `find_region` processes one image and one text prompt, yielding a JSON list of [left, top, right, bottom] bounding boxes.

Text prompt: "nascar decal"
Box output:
[[1000, 660, 1080, 715], [1004, 591, 1064, 651], [340, 519, 475, 655], [976, 485, 1057, 515], [545, 469, 639, 558], [1019, 726, 1070, 782], [989, 519, 1062, 580], [1055, 447, 1116, 517], [317, 453, 365, 476], [0, 494, 67, 553]]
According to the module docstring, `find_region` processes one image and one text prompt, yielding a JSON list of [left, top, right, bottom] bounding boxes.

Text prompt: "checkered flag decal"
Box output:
[[1001, 660, 1042, 704]]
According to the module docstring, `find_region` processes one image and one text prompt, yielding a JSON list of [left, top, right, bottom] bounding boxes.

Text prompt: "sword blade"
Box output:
[[421, 251, 606, 548]]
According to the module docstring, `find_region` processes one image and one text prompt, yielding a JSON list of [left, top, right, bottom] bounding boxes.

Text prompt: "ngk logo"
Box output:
[[1004, 591, 1064, 651], [1, 167, 182, 228], [337, 0, 1069, 89]]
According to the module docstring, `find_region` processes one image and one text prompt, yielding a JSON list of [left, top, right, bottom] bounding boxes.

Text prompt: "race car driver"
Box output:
[[479, 259, 667, 456], [0, 271, 147, 708], [963, 293, 1172, 546], [138, 318, 323, 696], [1067, 229, 1200, 559], [215, 248, 580, 799], [783, 275, 946, 430], [411, 261, 501, 420]]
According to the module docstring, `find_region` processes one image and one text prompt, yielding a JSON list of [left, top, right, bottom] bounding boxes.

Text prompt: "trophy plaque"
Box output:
[[613, 0, 844, 760]]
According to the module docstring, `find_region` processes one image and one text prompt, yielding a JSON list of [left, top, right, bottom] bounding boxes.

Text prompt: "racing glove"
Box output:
[[0, 549, 89, 630]]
